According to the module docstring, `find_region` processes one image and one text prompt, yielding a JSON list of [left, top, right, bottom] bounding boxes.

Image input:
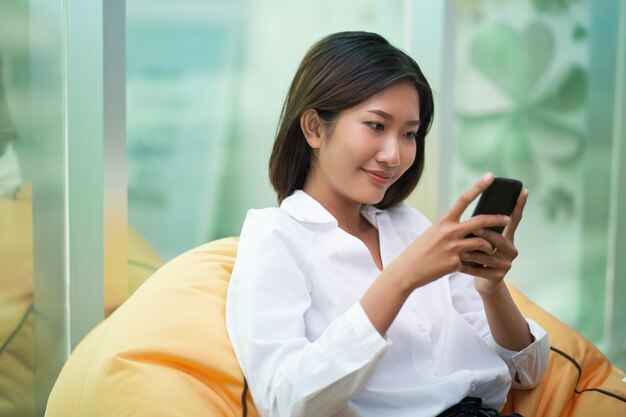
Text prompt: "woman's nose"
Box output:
[[377, 136, 401, 167]]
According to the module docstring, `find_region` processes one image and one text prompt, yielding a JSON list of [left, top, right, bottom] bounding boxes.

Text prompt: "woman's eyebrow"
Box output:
[[367, 109, 420, 126]]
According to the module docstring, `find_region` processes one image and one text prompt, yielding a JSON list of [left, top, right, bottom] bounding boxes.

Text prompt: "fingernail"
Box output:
[[503, 216, 511, 223], [482, 172, 494, 183]]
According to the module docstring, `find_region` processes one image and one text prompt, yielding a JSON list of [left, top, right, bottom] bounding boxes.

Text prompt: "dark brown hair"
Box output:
[[269, 31, 434, 209]]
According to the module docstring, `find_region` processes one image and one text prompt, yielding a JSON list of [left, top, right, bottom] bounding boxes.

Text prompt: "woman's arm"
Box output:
[[459, 189, 533, 350], [454, 189, 550, 387], [477, 283, 533, 350]]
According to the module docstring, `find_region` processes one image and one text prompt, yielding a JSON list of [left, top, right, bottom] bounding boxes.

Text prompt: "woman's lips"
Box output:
[[361, 168, 392, 185]]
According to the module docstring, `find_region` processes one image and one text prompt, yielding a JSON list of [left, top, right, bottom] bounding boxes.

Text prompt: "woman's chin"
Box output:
[[355, 189, 387, 206]]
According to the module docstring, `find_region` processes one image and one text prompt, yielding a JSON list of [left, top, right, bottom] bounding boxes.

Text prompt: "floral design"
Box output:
[[456, 21, 587, 216]]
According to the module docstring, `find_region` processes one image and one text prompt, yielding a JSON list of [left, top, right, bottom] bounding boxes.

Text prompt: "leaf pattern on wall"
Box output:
[[457, 21, 587, 220], [471, 22, 554, 99]]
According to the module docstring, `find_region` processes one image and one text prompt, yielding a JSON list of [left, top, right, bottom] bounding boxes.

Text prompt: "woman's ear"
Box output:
[[300, 109, 323, 149]]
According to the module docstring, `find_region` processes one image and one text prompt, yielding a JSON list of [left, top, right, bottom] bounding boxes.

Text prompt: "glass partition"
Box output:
[[0, 0, 122, 415], [0, 1, 68, 415], [606, 0, 626, 369]]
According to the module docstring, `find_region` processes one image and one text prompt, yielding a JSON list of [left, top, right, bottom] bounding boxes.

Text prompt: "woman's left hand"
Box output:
[[459, 189, 529, 294]]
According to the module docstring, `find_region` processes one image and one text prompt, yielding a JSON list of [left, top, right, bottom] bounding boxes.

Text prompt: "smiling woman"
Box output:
[[226, 31, 549, 417]]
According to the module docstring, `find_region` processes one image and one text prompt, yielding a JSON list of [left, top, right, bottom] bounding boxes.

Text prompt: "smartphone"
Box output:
[[467, 177, 523, 237], [472, 177, 523, 233], [463, 177, 523, 267]]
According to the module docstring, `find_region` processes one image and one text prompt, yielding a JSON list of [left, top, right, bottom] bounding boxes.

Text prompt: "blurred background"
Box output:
[[0, 0, 624, 415]]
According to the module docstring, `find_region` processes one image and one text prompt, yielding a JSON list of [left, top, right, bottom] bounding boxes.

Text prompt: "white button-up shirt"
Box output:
[[226, 190, 549, 417]]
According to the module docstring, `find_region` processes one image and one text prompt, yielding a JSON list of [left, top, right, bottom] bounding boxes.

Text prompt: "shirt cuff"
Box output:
[[487, 319, 550, 389]]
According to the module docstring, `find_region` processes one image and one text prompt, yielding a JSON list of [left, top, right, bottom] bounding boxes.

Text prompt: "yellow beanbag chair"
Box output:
[[503, 286, 626, 417], [45, 237, 625, 417], [0, 185, 163, 417], [45, 237, 258, 417]]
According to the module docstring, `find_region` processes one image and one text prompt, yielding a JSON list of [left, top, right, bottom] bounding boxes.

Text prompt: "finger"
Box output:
[[503, 189, 528, 240], [459, 262, 484, 277], [459, 214, 510, 238], [474, 228, 516, 257], [457, 236, 494, 254], [460, 251, 511, 270], [459, 264, 506, 281], [445, 173, 494, 221]]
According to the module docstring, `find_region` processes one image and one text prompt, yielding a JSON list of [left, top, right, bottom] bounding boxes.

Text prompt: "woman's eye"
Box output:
[[367, 122, 385, 131], [404, 131, 418, 140]]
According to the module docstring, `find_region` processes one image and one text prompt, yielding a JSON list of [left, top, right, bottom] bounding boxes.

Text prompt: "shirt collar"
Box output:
[[360, 203, 384, 226], [280, 190, 384, 225]]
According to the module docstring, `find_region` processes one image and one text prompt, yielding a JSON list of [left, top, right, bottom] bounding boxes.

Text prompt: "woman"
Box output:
[[226, 31, 549, 417]]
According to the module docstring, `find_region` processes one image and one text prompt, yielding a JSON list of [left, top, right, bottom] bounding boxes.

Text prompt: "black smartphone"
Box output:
[[463, 177, 523, 267], [467, 177, 523, 236]]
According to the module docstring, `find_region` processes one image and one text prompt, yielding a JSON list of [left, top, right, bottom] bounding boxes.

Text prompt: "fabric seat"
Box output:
[[502, 287, 626, 416]]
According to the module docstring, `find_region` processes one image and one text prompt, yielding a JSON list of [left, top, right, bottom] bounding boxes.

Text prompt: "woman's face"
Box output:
[[304, 81, 420, 207]]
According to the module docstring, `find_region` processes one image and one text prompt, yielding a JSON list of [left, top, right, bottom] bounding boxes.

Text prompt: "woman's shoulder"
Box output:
[[241, 207, 295, 235], [235, 207, 315, 280], [243, 206, 285, 223]]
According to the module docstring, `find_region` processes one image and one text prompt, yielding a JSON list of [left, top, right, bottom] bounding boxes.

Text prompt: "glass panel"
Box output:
[[447, 0, 624, 369], [1, 1, 114, 415], [404, 1, 448, 220], [606, 0, 626, 369], [0, 1, 66, 415]]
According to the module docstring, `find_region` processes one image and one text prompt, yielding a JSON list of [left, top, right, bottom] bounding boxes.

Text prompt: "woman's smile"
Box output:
[[361, 168, 393, 186]]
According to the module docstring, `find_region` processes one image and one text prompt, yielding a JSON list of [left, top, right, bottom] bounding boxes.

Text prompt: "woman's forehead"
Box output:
[[346, 83, 420, 119]]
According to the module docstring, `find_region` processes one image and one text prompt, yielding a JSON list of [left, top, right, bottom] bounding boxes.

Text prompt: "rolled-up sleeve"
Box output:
[[486, 319, 549, 389], [226, 210, 389, 417]]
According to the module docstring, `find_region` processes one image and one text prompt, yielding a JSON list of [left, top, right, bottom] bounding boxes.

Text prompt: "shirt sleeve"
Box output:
[[486, 319, 549, 389], [226, 210, 389, 417], [449, 272, 550, 389]]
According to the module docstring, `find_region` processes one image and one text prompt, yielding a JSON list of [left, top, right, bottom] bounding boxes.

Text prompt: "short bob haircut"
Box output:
[[269, 31, 434, 209]]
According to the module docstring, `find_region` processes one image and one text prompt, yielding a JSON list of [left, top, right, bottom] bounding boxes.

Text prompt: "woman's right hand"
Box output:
[[394, 173, 511, 290]]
